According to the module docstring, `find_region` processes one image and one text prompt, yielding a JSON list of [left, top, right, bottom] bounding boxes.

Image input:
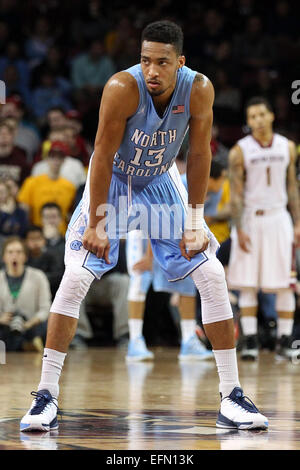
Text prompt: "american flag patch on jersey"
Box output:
[[172, 105, 185, 114]]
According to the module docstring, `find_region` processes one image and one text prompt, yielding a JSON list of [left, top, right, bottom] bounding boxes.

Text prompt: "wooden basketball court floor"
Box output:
[[1, 347, 300, 451]]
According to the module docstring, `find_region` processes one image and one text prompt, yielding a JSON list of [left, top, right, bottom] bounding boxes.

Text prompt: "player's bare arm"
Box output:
[[187, 73, 214, 207], [180, 73, 214, 261], [83, 72, 139, 260], [228, 144, 250, 252], [287, 140, 300, 245]]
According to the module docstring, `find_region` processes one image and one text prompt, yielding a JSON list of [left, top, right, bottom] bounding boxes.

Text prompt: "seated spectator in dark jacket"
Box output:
[[0, 179, 28, 243], [0, 236, 51, 351], [25, 225, 63, 299], [0, 121, 31, 185]]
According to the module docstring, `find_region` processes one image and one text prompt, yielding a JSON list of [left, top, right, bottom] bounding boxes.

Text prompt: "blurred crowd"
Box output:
[[0, 0, 300, 352]]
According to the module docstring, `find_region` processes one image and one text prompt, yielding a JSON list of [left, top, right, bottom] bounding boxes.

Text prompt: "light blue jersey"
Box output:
[[113, 64, 196, 179], [66, 64, 219, 282]]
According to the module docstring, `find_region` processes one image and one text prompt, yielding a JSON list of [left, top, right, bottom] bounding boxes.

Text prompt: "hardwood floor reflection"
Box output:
[[1, 348, 300, 450]]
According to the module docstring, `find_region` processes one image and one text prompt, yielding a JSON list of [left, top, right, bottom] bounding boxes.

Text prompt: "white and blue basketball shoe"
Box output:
[[216, 387, 269, 430], [20, 390, 59, 432], [126, 336, 154, 362], [178, 334, 214, 361]]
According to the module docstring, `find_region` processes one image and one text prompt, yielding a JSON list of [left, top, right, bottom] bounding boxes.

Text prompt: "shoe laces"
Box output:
[[30, 391, 62, 419], [225, 390, 259, 414]]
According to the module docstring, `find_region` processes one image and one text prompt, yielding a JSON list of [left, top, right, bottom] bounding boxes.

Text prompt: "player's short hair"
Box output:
[[245, 96, 273, 113], [141, 20, 184, 55]]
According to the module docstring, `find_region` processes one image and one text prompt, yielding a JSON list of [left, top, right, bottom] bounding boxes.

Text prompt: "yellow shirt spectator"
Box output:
[[18, 174, 75, 234]]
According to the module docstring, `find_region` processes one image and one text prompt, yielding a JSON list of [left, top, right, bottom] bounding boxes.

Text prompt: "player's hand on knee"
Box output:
[[83, 227, 111, 263], [237, 228, 251, 253], [180, 229, 210, 261]]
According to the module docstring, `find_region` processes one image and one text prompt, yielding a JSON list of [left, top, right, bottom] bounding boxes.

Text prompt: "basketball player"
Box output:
[[227, 96, 300, 361], [20, 21, 268, 432]]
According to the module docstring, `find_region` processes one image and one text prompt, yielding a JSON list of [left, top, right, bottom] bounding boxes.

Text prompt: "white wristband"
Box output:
[[185, 204, 204, 230]]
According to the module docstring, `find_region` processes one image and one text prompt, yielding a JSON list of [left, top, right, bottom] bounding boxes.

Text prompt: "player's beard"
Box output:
[[147, 87, 165, 97]]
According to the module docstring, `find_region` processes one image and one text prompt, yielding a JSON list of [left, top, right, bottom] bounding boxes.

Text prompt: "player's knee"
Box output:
[[239, 288, 258, 309], [192, 257, 227, 302], [276, 288, 295, 312], [51, 265, 95, 319], [192, 257, 233, 324]]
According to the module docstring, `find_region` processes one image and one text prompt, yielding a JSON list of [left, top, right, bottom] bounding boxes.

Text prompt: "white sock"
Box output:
[[181, 319, 196, 343], [38, 348, 66, 399], [277, 318, 293, 338], [129, 319, 143, 340], [213, 348, 241, 398], [240, 316, 257, 336]]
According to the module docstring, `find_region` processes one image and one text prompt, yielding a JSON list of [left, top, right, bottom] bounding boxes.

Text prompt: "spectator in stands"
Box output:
[[46, 107, 67, 133], [40, 202, 65, 272], [71, 37, 116, 98], [0, 179, 28, 243], [65, 110, 91, 167], [1, 64, 31, 109], [0, 121, 31, 185], [0, 40, 30, 91], [0, 95, 40, 164], [31, 69, 72, 120], [0, 236, 51, 351], [25, 225, 63, 299], [24, 16, 54, 69], [214, 68, 242, 124], [18, 141, 76, 234], [31, 45, 70, 89], [31, 139, 86, 189], [5, 176, 20, 199], [233, 15, 276, 72]]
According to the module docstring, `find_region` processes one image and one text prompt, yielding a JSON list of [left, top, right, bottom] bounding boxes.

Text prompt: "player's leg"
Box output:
[[20, 264, 95, 432], [177, 294, 214, 361], [275, 288, 297, 360], [191, 258, 268, 429], [20, 194, 122, 432], [143, 168, 268, 430], [126, 230, 153, 361], [238, 288, 259, 360], [260, 210, 297, 360]]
